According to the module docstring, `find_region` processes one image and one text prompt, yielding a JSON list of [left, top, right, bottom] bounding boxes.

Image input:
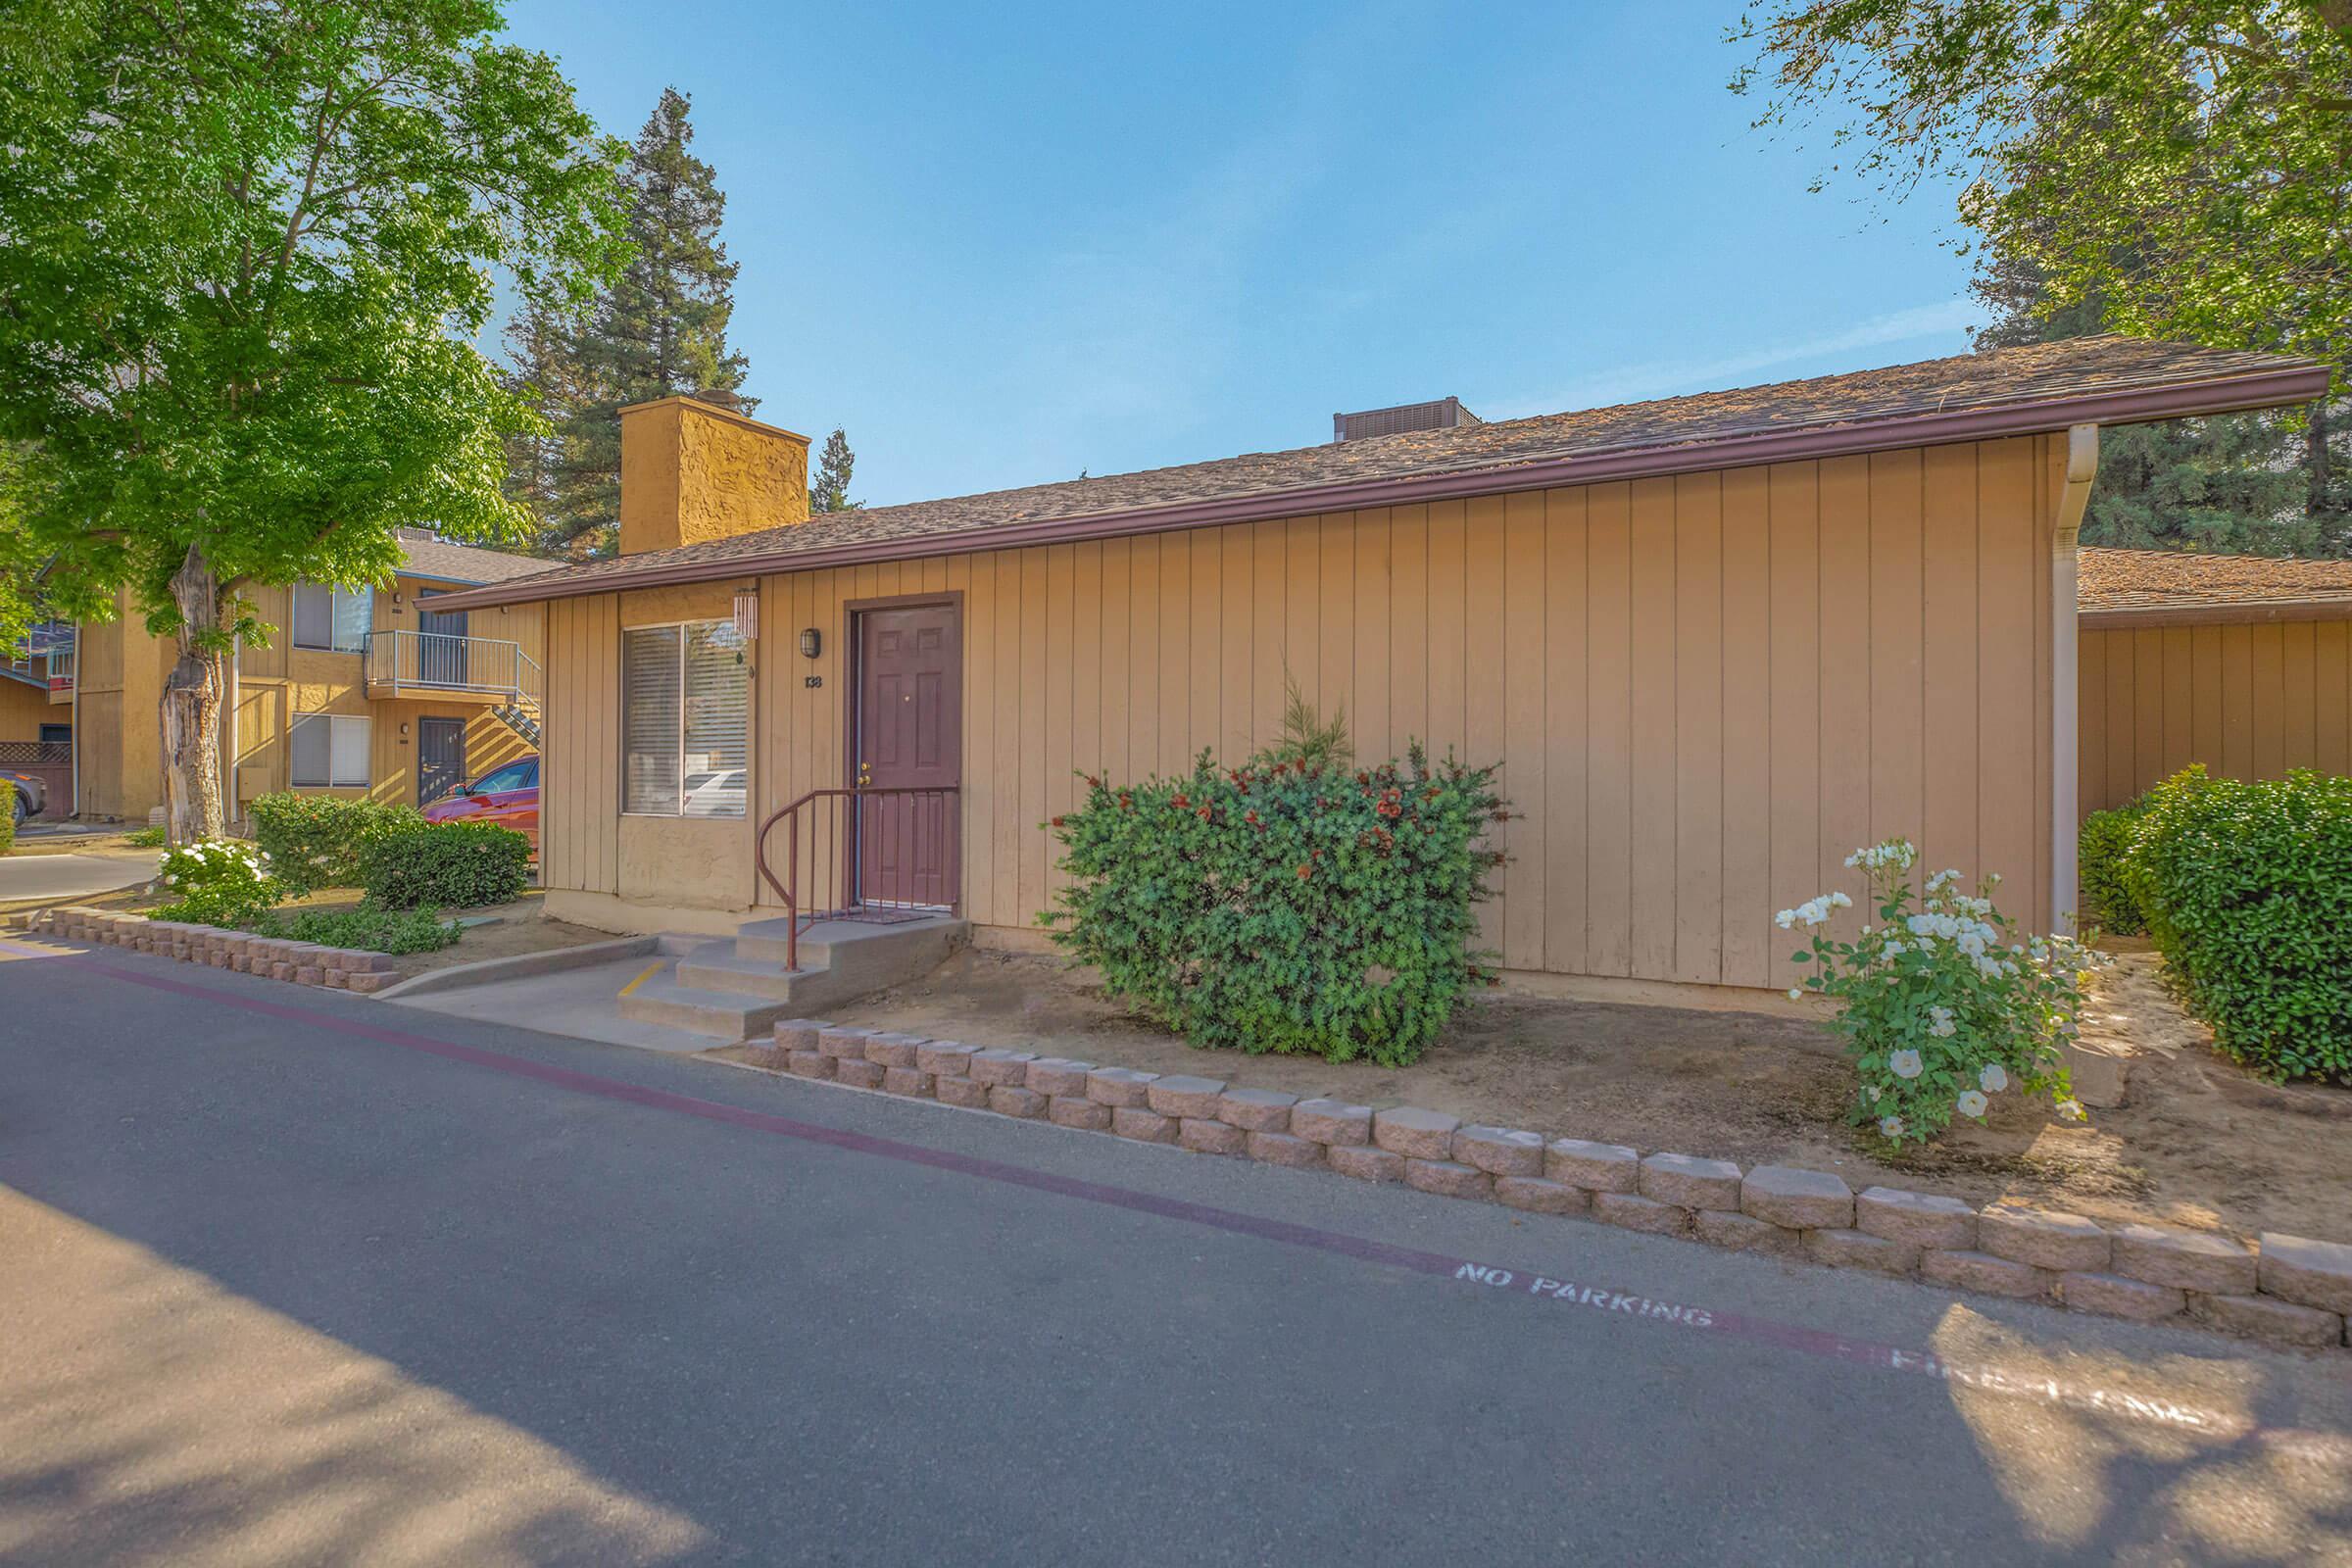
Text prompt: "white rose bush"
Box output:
[[152, 839, 278, 926], [1780, 839, 2098, 1146]]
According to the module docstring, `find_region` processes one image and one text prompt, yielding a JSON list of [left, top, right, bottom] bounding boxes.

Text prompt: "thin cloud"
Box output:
[[1491, 299, 1988, 418]]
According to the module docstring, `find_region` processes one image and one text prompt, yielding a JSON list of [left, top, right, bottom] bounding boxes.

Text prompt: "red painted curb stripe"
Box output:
[[7, 936, 2346, 1453]]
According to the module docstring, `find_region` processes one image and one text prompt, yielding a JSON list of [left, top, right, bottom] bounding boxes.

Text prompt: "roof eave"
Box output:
[[2081, 595, 2352, 629], [425, 359, 2334, 612]]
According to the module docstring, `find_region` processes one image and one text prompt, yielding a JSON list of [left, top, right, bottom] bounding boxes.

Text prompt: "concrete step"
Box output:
[[613, 967, 795, 1040], [731, 916, 838, 968], [733, 913, 965, 979], [673, 941, 816, 1003], [621, 914, 971, 1041]]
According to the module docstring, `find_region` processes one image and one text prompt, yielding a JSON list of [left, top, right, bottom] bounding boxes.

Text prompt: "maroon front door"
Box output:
[[855, 603, 959, 907]]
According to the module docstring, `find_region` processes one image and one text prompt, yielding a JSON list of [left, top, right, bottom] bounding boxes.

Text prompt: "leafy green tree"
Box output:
[[810, 427, 859, 514], [0, 0, 626, 842], [524, 86, 754, 557], [1734, 0, 2352, 551], [1968, 122, 2351, 556], [0, 450, 46, 649]]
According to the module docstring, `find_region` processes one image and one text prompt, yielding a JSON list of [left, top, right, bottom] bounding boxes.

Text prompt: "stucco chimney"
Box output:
[[617, 396, 811, 557]]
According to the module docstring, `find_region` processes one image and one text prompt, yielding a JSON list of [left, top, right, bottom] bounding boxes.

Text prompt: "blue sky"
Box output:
[[503, 0, 1984, 508]]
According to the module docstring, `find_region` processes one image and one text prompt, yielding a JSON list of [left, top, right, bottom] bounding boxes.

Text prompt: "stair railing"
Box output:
[[755, 785, 960, 970]]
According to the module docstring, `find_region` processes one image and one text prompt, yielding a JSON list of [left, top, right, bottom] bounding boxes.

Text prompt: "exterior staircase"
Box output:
[[491, 692, 542, 747], [613, 912, 967, 1041]]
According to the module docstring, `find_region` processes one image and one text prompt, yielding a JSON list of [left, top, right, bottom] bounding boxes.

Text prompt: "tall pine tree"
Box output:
[[811, 427, 858, 513], [508, 87, 754, 558]]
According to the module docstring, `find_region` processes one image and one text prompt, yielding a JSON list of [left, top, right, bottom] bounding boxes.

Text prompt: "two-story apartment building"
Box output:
[[49, 530, 554, 824]]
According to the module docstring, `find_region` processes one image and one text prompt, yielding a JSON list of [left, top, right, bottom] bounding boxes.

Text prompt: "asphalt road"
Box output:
[[0, 848, 159, 904], [4, 934, 2349, 1567]]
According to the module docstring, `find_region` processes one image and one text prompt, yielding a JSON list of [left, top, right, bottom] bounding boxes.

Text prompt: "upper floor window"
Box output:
[[292, 583, 372, 653]]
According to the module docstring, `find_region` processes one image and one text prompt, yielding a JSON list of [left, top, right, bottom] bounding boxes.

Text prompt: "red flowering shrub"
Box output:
[[1042, 743, 1505, 1065]]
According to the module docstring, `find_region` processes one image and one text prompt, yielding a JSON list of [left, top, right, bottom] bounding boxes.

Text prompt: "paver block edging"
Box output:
[[1372, 1106, 1458, 1160], [1291, 1100, 1372, 1146], [1740, 1167, 1854, 1231], [1640, 1152, 1742, 1211], [2257, 1233, 2352, 1315], [681, 1014, 2346, 1355]]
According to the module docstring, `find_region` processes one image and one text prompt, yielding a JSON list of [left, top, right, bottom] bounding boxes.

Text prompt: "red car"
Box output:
[[422, 754, 539, 850]]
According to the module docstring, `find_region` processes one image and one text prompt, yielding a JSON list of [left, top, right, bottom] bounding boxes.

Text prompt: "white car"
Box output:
[[681, 768, 746, 818]]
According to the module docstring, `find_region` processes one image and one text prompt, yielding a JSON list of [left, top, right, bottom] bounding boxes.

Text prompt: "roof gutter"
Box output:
[[425, 361, 2333, 613], [2081, 596, 2352, 629]]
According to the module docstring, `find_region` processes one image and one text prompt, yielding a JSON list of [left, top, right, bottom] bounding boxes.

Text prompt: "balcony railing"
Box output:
[[364, 629, 542, 706], [45, 645, 74, 696]]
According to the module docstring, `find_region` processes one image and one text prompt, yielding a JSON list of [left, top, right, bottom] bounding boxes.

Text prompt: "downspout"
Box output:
[[2051, 422, 2099, 935], [69, 622, 81, 818], [221, 637, 240, 830]]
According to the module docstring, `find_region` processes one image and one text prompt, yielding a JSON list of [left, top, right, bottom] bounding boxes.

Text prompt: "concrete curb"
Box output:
[[751, 1018, 2352, 1354], [372, 934, 662, 1001]]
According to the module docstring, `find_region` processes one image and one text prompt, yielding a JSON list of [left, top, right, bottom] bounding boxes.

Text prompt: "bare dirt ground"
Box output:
[[813, 945, 2351, 1246], [379, 896, 617, 980]]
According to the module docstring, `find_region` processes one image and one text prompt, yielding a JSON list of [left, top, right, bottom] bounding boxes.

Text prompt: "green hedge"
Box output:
[[2124, 766, 2352, 1083], [247, 903, 460, 955], [2077, 801, 2150, 936], [249, 793, 421, 894], [1043, 744, 1505, 1066], [359, 820, 532, 910], [0, 792, 14, 855]]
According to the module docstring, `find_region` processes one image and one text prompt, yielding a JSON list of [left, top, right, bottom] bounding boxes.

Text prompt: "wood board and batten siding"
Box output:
[[535, 435, 2064, 994], [2078, 618, 2352, 815]]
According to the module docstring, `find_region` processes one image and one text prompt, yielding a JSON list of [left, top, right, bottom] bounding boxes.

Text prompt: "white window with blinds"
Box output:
[[291, 583, 373, 652], [288, 714, 370, 788], [621, 619, 748, 817]]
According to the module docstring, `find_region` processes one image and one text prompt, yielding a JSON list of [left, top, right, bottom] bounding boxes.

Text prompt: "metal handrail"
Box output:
[[364, 628, 543, 707], [756, 784, 959, 970]]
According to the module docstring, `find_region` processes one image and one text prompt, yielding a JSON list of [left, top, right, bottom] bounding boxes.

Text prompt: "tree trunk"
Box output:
[[161, 545, 227, 846]]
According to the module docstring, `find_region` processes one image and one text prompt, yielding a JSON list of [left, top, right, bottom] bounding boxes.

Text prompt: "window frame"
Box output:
[[287, 712, 372, 789], [619, 616, 750, 819], [290, 582, 374, 654]]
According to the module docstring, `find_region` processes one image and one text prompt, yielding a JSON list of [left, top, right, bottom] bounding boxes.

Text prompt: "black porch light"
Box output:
[[800, 627, 821, 659]]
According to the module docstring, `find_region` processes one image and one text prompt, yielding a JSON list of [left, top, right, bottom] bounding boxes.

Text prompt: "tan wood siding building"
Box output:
[[539, 435, 2067, 991], [441, 343, 2328, 1001], [65, 546, 549, 823], [2078, 617, 2352, 816]]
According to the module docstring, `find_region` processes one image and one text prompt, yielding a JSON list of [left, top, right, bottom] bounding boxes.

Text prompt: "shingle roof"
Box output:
[[427, 335, 2328, 610], [394, 533, 558, 585], [2079, 547, 2352, 617]]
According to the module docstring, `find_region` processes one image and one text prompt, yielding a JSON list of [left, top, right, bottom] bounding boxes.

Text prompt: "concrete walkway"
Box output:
[[384, 951, 723, 1054], [0, 850, 159, 904]]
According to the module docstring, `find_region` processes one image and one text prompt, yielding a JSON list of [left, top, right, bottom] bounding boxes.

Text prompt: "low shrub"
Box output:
[[151, 839, 278, 925], [2076, 800, 2151, 936], [246, 903, 460, 956], [248, 792, 421, 895], [1043, 743, 1505, 1066], [1785, 839, 2095, 1145], [359, 819, 532, 909], [123, 824, 167, 848], [0, 796, 13, 856], [2123, 766, 2352, 1083]]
